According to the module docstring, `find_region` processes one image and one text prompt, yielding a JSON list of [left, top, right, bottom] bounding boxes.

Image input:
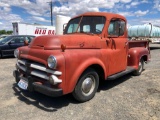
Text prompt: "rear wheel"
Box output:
[[72, 68, 99, 102], [133, 59, 144, 76]]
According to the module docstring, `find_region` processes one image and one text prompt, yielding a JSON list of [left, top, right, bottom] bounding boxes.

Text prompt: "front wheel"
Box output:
[[72, 68, 99, 102], [133, 59, 144, 76]]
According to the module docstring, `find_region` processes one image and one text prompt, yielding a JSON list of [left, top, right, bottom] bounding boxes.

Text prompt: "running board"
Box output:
[[107, 67, 135, 80]]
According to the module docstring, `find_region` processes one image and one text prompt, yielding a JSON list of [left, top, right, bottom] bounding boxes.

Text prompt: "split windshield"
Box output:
[[64, 16, 106, 34]]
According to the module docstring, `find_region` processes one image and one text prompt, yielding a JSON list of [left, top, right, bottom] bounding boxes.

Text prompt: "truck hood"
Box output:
[[29, 34, 101, 50]]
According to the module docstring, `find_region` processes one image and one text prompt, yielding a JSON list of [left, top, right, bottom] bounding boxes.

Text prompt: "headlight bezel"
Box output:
[[14, 49, 19, 58], [47, 55, 57, 69]]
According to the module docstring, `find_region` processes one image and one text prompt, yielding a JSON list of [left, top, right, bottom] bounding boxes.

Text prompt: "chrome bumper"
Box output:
[[13, 70, 63, 97]]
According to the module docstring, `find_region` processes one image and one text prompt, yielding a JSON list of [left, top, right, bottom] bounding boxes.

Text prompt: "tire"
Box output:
[[0, 51, 2, 58], [72, 68, 99, 102], [133, 59, 144, 76]]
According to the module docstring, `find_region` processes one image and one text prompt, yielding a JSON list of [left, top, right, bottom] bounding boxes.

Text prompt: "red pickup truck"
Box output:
[[13, 12, 150, 102]]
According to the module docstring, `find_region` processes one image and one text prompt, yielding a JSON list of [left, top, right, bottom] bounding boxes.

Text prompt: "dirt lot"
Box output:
[[0, 44, 160, 120]]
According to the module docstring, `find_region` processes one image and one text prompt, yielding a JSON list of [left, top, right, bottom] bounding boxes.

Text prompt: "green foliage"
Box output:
[[0, 30, 13, 35], [6, 30, 13, 34]]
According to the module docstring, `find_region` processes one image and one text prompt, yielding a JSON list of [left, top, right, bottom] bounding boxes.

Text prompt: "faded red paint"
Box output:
[[16, 12, 150, 96]]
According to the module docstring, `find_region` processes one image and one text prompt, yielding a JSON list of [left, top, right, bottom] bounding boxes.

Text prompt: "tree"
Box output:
[[0, 30, 13, 35], [6, 30, 13, 34], [0, 30, 6, 35]]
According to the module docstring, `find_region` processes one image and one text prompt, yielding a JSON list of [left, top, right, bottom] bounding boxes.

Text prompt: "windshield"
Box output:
[[0, 36, 8, 41], [0, 36, 12, 44], [64, 16, 106, 34]]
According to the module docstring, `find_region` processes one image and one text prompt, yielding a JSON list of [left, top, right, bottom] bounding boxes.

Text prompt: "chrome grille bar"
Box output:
[[31, 71, 49, 80], [30, 63, 62, 75], [16, 63, 26, 72], [18, 59, 26, 65]]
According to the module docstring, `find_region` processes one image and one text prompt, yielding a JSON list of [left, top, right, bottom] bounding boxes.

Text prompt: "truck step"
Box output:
[[107, 67, 135, 80]]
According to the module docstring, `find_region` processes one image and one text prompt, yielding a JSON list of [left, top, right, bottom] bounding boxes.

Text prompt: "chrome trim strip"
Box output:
[[30, 63, 62, 75], [16, 63, 26, 72], [18, 59, 26, 65], [31, 71, 49, 80]]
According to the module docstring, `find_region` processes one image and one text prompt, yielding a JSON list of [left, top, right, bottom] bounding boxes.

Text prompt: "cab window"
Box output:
[[108, 19, 125, 36]]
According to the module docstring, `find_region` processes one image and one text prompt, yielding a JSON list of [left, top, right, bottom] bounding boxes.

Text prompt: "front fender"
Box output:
[[64, 56, 106, 94], [128, 47, 149, 69]]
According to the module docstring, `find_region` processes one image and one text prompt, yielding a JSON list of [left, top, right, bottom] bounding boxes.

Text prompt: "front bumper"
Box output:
[[13, 70, 63, 97]]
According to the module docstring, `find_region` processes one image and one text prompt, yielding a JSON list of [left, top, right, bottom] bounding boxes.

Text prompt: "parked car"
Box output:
[[0, 35, 35, 58], [0, 35, 10, 41]]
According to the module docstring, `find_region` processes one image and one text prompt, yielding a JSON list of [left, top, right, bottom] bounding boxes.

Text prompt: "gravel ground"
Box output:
[[0, 44, 160, 120]]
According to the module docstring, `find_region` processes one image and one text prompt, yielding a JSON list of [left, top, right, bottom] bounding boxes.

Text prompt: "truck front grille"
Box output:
[[16, 59, 62, 81]]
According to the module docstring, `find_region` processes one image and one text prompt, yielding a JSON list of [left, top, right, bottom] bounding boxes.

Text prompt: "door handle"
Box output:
[[125, 42, 128, 46]]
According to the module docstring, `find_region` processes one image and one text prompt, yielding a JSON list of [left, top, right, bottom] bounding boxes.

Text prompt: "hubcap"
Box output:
[[139, 61, 142, 72], [82, 76, 95, 95]]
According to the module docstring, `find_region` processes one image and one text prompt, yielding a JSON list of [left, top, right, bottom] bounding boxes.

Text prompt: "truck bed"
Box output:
[[128, 40, 149, 49]]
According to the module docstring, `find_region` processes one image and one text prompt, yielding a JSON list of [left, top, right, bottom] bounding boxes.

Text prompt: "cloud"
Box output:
[[118, 9, 150, 17], [0, 12, 23, 22], [141, 0, 149, 3], [130, 2, 140, 6], [88, 0, 115, 9], [134, 10, 149, 16], [118, 11, 134, 17], [126, 5, 131, 9], [32, 16, 50, 22], [0, 0, 52, 30], [126, 1, 149, 9], [0, 0, 139, 20], [0, 22, 3, 24], [52, 0, 100, 16], [0, 21, 13, 30], [120, 0, 132, 3], [52, 0, 134, 16], [153, 0, 160, 11], [131, 18, 160, 27], [0, 2, 10, 7], [0, 0, 50, 16]]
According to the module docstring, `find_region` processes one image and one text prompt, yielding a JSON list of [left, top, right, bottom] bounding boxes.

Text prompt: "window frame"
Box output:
[[108, 18, 126, 37]]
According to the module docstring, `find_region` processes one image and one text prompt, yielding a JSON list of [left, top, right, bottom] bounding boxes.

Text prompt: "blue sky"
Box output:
[[0, 0, 160, 30]]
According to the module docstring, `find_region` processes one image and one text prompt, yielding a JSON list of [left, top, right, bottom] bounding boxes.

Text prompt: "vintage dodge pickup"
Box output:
[[13, 12, 150, 102]]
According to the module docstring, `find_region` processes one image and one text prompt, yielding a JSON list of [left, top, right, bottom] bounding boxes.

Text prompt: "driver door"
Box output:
[[107, 19, 128, 76]]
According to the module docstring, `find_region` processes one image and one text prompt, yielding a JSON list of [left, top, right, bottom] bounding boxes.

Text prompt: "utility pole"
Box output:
[[48, 1, 53, 26]]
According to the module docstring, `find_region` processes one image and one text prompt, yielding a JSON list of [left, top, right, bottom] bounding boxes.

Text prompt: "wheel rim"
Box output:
[[81, 75, 95, 96]]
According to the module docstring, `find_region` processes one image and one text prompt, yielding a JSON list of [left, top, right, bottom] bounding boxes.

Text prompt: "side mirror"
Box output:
[[24, 40, 29, 46], [63, 23, 67, 34]]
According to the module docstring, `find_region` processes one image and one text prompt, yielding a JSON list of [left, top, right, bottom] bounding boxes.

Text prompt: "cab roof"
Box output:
[[72, 12, 126, 21]]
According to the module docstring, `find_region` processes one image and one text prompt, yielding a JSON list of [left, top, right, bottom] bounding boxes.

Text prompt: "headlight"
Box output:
[[47, 55, 57, 69], [14, 49, 19, 58]]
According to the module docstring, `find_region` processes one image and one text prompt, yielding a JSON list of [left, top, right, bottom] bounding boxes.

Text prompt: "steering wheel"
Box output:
[[95, 29, 101, 33]]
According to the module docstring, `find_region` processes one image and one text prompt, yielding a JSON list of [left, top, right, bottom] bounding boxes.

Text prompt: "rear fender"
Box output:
[[127, 47, 149, 69]]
